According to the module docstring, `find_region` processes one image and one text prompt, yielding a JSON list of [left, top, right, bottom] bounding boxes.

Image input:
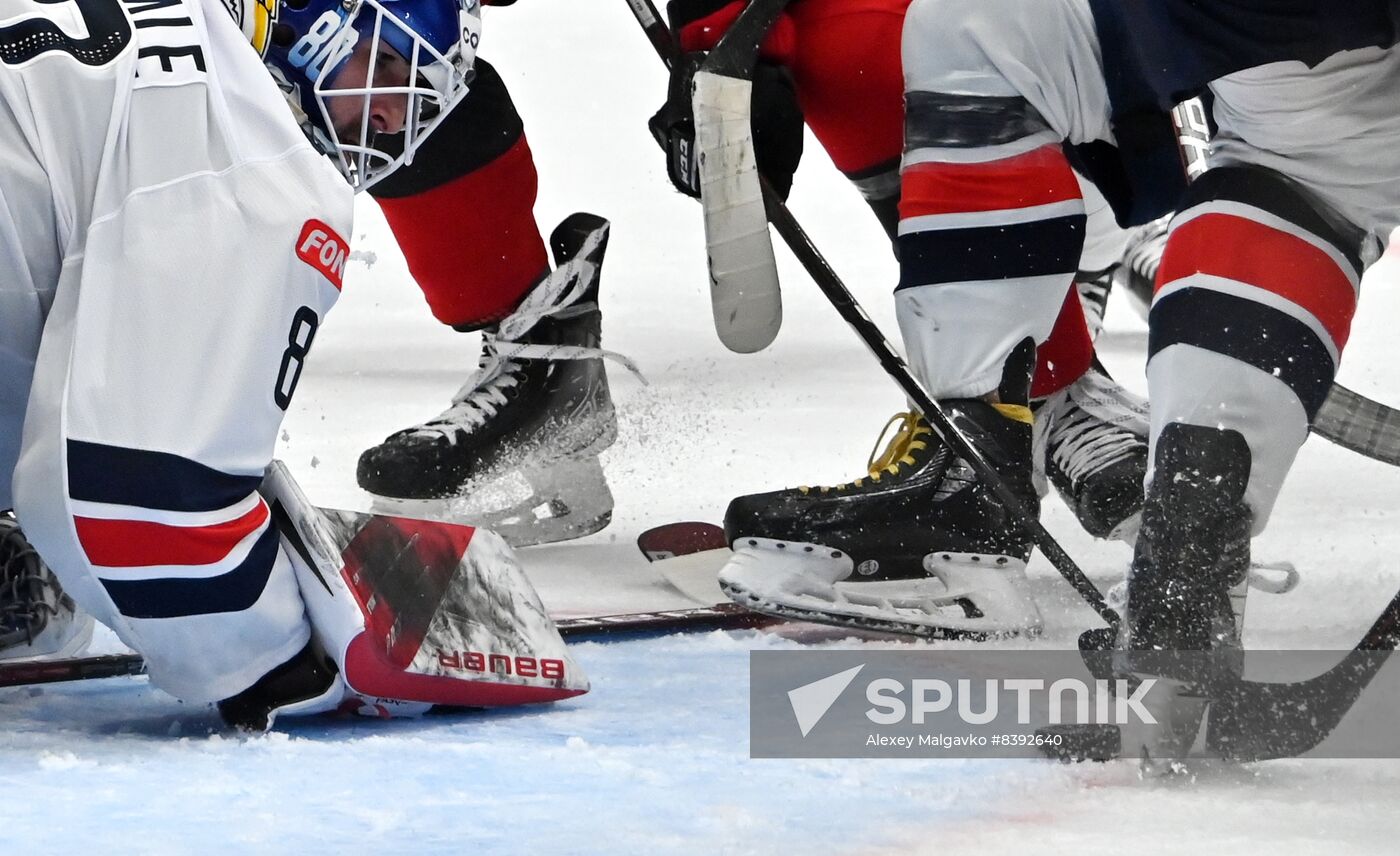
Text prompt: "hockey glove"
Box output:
[[648, 55, 804, 201], [649, 51, 707, 198]]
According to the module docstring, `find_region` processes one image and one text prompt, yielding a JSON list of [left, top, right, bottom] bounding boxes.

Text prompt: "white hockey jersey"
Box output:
[[0, 0, 353, 498], [0, 0, 354, 701]]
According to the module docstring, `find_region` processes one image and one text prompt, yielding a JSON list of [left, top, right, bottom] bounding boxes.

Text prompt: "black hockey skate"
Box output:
[[1036, 368, 1150, 541], [357, 213, 637, 546], [1115, 422, 1254, 766], [719, 350, 1043, 638], [217, 641, 340, 732], [0, 514, 93, 662], [1122, 423, 1253, 660]]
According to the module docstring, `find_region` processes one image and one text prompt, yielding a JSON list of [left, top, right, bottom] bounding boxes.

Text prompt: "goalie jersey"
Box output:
[[0, 0, 353, 701]]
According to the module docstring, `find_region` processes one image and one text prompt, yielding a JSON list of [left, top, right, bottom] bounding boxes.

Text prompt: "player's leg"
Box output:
[[784, 0, 910, 236], [720, 0, 1119, 635], [1126, 47, 1400, 662], [359, 60, 620, 545], [787, 0, 1146, 538], [1120, 174, 1370, 762], [895, 0, 1111, 397], [1114, 46, 1400, 761], [368, 59, 548, 328], [891, 0, 1125, 550]]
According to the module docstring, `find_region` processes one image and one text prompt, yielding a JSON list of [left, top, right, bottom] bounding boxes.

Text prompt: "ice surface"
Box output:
[[5, 1, 1400, 852]]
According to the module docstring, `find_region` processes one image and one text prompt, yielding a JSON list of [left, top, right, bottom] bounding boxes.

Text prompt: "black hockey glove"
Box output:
[[648, 56, 805, 201], [648, 52, 707, 198]]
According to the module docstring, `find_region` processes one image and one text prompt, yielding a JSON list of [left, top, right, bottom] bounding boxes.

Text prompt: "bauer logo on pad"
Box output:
[[296, 219, 348, 290]]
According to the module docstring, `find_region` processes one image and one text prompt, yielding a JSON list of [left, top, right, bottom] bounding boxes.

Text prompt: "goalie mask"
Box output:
[[255, 0, 480, 191]]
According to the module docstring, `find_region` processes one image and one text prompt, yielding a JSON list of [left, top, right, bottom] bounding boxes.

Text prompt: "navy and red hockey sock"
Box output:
[[1148, 165, 1364, 525]]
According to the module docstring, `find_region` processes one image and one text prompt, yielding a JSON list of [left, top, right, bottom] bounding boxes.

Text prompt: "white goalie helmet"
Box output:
[[251, 0, 481, 191]]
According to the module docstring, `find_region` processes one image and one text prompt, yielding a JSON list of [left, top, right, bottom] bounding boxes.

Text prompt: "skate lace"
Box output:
[[1044, 395, 1142, 490], [407, 229, 646, 444], [800, 412, 933, 494], [1106, 560, 1301, 610], [0, 518, 56, 645]]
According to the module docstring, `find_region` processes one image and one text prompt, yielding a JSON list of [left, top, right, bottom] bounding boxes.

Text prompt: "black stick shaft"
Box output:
[[622, 0, 681, 68], [0, 653, 146, 688], [0, 607, 779, 688]]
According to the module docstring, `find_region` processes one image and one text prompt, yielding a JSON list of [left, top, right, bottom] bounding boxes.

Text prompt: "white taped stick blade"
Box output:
[[693, 69, 782, 353], [656, 548, 730, 606]]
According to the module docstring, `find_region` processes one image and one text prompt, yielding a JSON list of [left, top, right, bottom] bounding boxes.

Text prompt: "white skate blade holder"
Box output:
[[718, 538, 1042, 637], [693, 69, 782, 354], [260, 461, 589, 709], [370, 455, 615, 549]]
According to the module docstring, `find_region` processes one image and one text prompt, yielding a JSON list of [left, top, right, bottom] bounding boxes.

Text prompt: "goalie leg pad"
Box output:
[[261, 462, 589, 709]]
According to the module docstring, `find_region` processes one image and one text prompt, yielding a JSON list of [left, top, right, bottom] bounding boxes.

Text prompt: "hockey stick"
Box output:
[[0, 653, 147, 688], [1206, 589, 1400, 760], [622, 0, 1120, 631], [1314, 383, 1400, 468], [0, 604, 780, 689], [623, 0, 683, 67], [637, 521, 731, 605], [631, 0, 784, 352], [690, 1, 790, 352], [1062, 585, 1400, 762]]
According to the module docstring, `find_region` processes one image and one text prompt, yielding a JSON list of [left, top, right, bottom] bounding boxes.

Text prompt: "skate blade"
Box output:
[[1106, 510, 1141, 544], [368, 457, 614, 548], [717, 540, 1041, 639]]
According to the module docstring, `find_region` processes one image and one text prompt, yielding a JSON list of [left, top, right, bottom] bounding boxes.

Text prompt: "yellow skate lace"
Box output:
[[799, 412, 933, 494]]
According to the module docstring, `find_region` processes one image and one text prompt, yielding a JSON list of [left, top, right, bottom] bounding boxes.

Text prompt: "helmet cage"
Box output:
[[302, 0, 476, 191]]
